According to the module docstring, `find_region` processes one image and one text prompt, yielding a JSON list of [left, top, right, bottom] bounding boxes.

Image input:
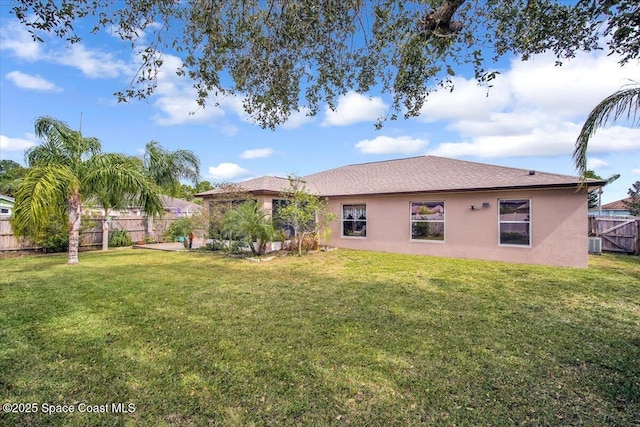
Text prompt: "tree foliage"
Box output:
[[0, 160, 27, 197], [10, 1, 639, 129], [222, 200, 273, 256], [276, 175, 337, 256], [12, 116, 164, 264], [143, 140, 200, 197], [583, 170, 620, 209], [203, 183, 252, 240], [166, 214, 208, 248], [575, 82, 640, 176], [624, 181, 640, 216]]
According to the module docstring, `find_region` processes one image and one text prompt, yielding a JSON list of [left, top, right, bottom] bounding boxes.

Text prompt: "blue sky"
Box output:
[[1, 9, 639, 204]]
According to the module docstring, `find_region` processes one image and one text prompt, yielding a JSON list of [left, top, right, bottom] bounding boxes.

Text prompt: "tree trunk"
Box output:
[[102, 209, 109, 251], [297, 231, 305, 257], [420, 0, 465, 34], [68, 191, 82, 265]]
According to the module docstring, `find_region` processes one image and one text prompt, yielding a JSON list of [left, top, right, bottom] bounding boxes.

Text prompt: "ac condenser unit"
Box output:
[[588, 237, 602, 254]]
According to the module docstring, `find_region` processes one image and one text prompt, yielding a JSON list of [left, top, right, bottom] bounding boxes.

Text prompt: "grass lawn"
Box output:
[[1, 249, 638, 426]]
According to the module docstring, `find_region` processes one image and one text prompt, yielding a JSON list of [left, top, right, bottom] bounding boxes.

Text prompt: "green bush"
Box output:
[[203, 240, 226, 251], [37, 220, 69, 253], [109, 229, 132, 247]]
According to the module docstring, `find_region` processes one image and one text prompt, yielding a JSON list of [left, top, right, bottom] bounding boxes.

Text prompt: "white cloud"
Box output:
[[281, 107, 314, 129], [240, 148, 274, 159], [587, 158, 609, 170], [430, 124, 640, 159], [151, 54, 226, 125], [420, 77, 511, 123], [632, 168, 640, 175], [421, 50, 640, 159], [322, 92, 387, 126], [150, 53, 256, 129], [0, 20, 131, 79], [6, 70, 61, 92], [0, 21, 43, 61], [506, 53, 637, 118], [586, 126, 640, 153], [356, 136, 428, 155], [207, 163, 250, 180], [0, 134, 37, 152], [55, 44, 132, 78]]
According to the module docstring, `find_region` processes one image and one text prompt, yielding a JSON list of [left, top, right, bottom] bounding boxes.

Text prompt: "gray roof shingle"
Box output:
[[159, 195, 201, 213], [196, 156, 605, 198], [304, 156, 602, 196], [195, 176, 291, 196]]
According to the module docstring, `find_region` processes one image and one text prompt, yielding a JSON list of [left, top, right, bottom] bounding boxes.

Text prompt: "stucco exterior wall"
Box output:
[[325, 188, 589, 268]]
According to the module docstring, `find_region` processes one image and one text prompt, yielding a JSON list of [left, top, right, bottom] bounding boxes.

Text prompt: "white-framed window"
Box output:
[[0, 208, 9, 215], [499, 199, 531, 246], [410, 201, 445, 241], [342, 204, 366, 237]]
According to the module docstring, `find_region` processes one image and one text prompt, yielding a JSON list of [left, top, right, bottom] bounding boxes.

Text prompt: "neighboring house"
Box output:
[[589, 198, 634, 217], [0, 195, 14, 216], [159, 195, 202, 217], [84, 195, 201, 218], [196, 156, 606, 268]]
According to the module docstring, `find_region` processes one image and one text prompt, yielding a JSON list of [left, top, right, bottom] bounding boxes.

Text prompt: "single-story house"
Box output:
[[0, 195, 14, 216], [84, 195, 201, 218], [589, 197, 634, 217], [159, 195, 202, 216], [196, 156, 606, 268]]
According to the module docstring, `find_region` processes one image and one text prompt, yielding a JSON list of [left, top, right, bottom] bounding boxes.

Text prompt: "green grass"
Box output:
[[1, 249, 638, 426]]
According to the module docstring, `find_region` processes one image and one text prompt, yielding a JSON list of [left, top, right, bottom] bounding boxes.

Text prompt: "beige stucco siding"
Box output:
[[326, 188, 588, 268]]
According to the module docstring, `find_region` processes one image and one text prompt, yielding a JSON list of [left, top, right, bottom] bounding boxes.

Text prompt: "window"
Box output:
[[499, 199, 530, 246], [272, 199, 296, 238], [0, 208, 9, 215], [411, 202, 445, 241], [343, 204, 366, 237]]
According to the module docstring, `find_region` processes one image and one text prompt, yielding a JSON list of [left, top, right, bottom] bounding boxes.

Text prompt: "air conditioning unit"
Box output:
[[588, 237, 602, 254]]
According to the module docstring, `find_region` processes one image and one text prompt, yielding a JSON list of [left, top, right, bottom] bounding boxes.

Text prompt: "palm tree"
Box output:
[[12, 116, 163, 264], [575, 82, 640, 176], [222, 200, 273, 256], [88, 153, 159, 251], [143, 141, 200, 196]]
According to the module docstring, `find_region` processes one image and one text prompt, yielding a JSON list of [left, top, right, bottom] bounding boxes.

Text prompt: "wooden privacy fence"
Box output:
[[588, 216, 640, 254], [0, 216, 180, 252]]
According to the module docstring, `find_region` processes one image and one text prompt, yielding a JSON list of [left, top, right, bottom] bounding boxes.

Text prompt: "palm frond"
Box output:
[[28, 116, 102, 169], [143, 140, 200, 196], [575, 83, 640, 175], [11, 165, 78, 239], [83, 153, 163, 217]]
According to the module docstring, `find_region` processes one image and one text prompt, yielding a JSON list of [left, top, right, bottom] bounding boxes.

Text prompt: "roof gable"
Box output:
[[601, 198, 632, 210]]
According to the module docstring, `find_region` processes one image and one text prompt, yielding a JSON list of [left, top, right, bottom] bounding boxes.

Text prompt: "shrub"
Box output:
[[37, 220, 69, 253], [288, 233, 318, 253], [109, 229, 132, 247], [203, 240, 226, 251]]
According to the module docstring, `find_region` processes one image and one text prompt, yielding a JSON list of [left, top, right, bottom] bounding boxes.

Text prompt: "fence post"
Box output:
[[636, 219, 640, 256]]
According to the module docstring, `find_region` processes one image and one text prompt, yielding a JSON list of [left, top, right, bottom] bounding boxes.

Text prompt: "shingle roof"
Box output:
[[601, 198, 632, 210], [196, 156, 605, 198], [303, 156, 602, 196], [159, 195, 201, 213], [195, 176, 291, 196]]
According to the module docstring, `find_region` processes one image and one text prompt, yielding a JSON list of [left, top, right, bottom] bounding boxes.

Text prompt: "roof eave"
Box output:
[[318, 182, 593, 198]]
